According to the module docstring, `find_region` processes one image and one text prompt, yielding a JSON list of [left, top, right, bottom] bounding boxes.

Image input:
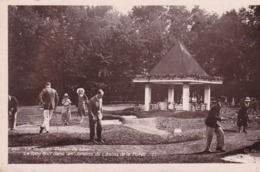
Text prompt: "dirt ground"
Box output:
[[8, 105, 260, 164]]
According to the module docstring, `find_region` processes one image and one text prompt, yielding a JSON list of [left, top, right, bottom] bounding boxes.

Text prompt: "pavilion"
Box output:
[[133, 43, 223, 111]]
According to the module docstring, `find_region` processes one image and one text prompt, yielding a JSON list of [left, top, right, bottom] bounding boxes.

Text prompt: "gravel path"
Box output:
[[122, 117, 169, 136]]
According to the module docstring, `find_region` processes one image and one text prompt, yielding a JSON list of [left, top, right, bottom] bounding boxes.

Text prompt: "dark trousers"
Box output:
[[89, 116, 102, 141]]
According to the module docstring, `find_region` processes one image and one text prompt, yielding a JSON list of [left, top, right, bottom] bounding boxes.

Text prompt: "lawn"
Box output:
[[8, 105, 260, 163]]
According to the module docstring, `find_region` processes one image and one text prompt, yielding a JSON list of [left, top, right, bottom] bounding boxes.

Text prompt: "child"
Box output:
[[61, 93, 72, 125]]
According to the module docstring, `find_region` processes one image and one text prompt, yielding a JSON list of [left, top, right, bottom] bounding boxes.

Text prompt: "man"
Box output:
[[39, 82, 59, 134], [8, 95, 18, 130], [88, 89, 104, 144], [204, 96, 226, 153]]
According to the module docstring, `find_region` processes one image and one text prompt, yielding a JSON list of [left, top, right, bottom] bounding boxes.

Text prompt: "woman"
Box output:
[[237, 97, 251, 133], [77, 88, 88, 124]]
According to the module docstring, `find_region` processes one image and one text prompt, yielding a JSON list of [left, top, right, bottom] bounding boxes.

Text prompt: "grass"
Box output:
[[8, 105, 260, 163], [8, 123, 203, 147]]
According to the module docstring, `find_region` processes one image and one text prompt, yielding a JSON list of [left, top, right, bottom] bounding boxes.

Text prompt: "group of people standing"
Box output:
[[58, 87, 89, 125], [38, 82, 105, 143]]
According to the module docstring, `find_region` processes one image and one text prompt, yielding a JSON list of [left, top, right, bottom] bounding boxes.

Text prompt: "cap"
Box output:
[[97, 89, 104, 95]]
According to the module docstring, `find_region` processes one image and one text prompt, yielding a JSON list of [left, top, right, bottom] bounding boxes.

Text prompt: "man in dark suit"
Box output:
[[88, 89, 104, 144], [8, 95, 18, 130], [203, 96, 226, 153], [39, 82, 59, 134]]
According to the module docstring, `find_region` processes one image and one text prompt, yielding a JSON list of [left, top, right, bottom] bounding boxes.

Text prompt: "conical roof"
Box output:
[[149, 43, 208, 76]]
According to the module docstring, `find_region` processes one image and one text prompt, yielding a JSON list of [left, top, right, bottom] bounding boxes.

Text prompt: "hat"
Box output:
[[63, 93, 69, 98], [97, 89, 104, 95], [77, 88, 85, 95], [245, 97, 251, 102], [45, 82, 51, 86]]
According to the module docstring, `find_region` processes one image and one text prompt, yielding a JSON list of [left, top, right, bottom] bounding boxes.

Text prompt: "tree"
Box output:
[[9, 5, 260, 104]]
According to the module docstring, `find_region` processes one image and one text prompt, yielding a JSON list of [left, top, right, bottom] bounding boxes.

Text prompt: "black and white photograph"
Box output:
[[1, 0, 260, 171]]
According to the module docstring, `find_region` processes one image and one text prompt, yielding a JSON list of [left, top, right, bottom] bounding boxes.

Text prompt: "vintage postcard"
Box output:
[[1, 0, 260, 171]]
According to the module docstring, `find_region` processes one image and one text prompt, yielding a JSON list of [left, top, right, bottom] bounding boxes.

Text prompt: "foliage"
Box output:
[[134, 74, 223, 81], [8, 5, 260, 105]]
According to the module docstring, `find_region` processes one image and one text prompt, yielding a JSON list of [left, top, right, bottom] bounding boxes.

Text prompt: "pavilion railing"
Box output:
[[149, 102, 207, 111]]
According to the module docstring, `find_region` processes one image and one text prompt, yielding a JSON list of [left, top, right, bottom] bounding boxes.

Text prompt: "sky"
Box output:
[[114, 1, 259, 15]]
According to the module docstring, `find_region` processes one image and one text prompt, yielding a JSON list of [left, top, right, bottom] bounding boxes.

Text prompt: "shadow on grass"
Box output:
[[40, 138, 87, 148], [221, 140, 260, 158], [223, 129, 239, 133], [191, 151, 225, 155], [8, 152, 232, 163], [247, 138, 260, 141], [8, 132, 89, 147], [102, 115, 123, 121], [108, 110, 208, 119], [190, 140, 260, 159]]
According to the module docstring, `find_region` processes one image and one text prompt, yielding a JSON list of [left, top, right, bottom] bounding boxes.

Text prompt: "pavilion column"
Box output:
[[182, 83, 190, 111], [168, 85, 175, 103], [144, 84, 151, 111], [204, 84, 211, 110]]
